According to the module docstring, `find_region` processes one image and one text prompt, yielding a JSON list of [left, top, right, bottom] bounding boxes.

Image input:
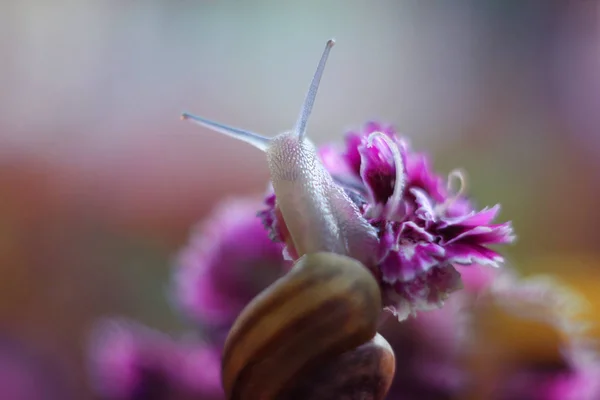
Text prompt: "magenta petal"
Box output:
[[543, 365, 600, 400], [439, 205, 501, 228], [358, 135, 398, 205], [465, 222, 515, 245], [89, 320, 173, 400], [380, 241, 445, 283], [377, 222, 396, 261], [257, 189, 286, 243], [174, 266, 246, 325], [399, 220, 436, 242], [318, 144, 354, 176], [405, 153, 447, 203], [344, 121, 397, 175], [385, 264, 463, 320], [89, 319, 226, 400], [343, 131, 365, 173], [260, 120, 515, 320], [411, 188, 436, 222], [445, 243, 504, 268], [174, 198, 287, 326], [485, 222, 517, 244], [442, 225, 494, 244], [445, 197, 473, 217], [456, 264, 499, 294], [440, 222, 515, 246], [172, 344, 223, 397]]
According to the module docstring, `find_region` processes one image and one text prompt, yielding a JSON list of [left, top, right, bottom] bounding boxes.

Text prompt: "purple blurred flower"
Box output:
[[171, 341, 222, 397], [89, 319, 175, 400], [381, 293, 472, 400], [379, 267, 599, 400], [259, 121, 515, 319], [89, 198, 293, 400], [499, 363, 600, 400], [87, 186, 600, 400], [488, 345, 600, 400], [541, 362, 600, 400], [173, 197, 288, 329], [0, 334, 73, 400], [471, 271, 600, 400], [88, 319, 223, 400]]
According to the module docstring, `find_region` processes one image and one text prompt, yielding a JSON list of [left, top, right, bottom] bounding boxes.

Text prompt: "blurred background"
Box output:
[[0, 0, 599, 398]]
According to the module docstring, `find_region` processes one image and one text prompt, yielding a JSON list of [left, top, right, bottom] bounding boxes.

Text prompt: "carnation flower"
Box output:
[[88, 319, 175, 400], [381, 293, 472, 399], [540, 362, 600, 400], [87, 121, 518, 398], [259, 121, 515, 319], [89, 198, 292, 400], [173, 197, 289, 330], [0, 334, 72, 400], [87, 190, 600, 400], [88, 319, 223, 400], [376, 265, 599, 400], [469, 271, 600, 400]]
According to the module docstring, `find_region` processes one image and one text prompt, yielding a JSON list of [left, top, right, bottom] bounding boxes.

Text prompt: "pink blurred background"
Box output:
[[0, 1, 599, 398]]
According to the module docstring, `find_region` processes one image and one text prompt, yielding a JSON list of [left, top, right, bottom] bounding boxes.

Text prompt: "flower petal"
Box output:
[[384, 264, 463, 321], [445, 243, 505, 268], [358, 134, 399, 206]]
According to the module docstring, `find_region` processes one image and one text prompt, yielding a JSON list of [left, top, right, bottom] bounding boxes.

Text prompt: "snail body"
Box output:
[[182, 40, 394, 399]]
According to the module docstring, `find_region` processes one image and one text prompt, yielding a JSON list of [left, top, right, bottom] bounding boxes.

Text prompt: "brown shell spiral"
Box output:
[[221, 252, 395, 400]]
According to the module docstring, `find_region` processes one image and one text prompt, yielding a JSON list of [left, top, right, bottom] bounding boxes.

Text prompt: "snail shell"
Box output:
[[221, 252, 395, 400], [280, 332, 395, 400]]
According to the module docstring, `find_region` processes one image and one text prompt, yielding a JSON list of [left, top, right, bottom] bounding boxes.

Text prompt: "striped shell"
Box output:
[[221, 252, 391, 399]]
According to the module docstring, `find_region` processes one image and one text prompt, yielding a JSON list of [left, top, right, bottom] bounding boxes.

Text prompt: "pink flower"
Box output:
[[381, 269, 598, 400], [88, 319, 174, 400], [89, 198, 292, 399], [381, 294, 471, 399], [172, 197, 289, 328], [88, 318, 223, 400], [473, 272, 600, 400], [0, 334, 72, 400], [259, 121, 515, 319], [542, 363, 600, 400]]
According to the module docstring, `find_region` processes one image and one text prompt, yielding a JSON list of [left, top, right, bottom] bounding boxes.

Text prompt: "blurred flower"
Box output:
[[89, 197, 290, 400], [467, 271, 599, 400], [171, 340, 222, 398], [540, 362, 600, 400], [89, 318, 222, 400], [0, 334, 73, 400], [89, 190, 600, 400], [381, 293, 472, 399], [497, 362, 600, 400], [172, 197, 288, 332], [379, 263, 491, 399], [378, 266, 599, 400], [259, 121, 515, 319], [89, 319, 173, 400]]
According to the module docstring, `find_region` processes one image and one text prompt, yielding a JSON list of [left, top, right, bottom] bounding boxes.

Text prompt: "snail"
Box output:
[[182, 40, 395, 399]]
